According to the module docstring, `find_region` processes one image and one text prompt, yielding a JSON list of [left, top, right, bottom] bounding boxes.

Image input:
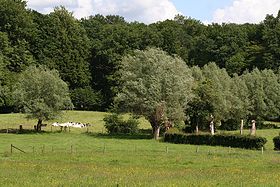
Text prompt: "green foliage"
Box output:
[[1, 2, 280, 116], [258, 122, 278, 129], [219, 119, 240, 131], [0, 0, 35, 42], [31, 7, 91, 89], [13, 65, 73, 122], [273, 136, 280, 150], [0, 0, 36, 73], [114, 48, 194, 138], [103, 113, 139, 134], [166, 127, 181, 134], [164, 132, 267, 150], [186, 63, 244, 131], [261, 11, 280, 70], [82, 15, 160, 109], [71, 87, 102, 111], [242, 68, 280, 119]]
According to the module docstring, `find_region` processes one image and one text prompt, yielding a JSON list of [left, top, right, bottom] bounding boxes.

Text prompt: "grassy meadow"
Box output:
[[0, 111, 280, 186]]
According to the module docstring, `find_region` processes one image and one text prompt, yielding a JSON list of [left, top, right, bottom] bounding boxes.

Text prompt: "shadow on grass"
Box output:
[[85, 129, 153, 140], [0, 128, 65, 134]]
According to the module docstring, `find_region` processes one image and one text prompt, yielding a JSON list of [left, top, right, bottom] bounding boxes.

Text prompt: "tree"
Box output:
[[13, 66, 73, 131], [187, 63, 236, 133], [242, 68, 280, 121], [114, 48, 194, 139], [0, 0, 36, 72], [70, 87, 102, 111], [31, 7, 91, 89], [261, 11, 280, 70]]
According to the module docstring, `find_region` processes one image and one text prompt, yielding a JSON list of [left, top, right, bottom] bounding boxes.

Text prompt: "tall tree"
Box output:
[[31, 7, 91, 89], [0, 0, 36, 72], [114, 48, 194, 139], [261, 11, 280, 70], [82, 15, 161, 109], [0, 0, 35, 43], [13, 66, 73, 131], [242, 68, 280, 121], [187, 63, 235, 133]]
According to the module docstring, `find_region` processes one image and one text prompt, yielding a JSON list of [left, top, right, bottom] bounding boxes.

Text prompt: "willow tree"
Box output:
[[114, 48, 194, 139], [187, 63, 237, 134], [242, 68, 280, 121], [13, 66, 73, 131]]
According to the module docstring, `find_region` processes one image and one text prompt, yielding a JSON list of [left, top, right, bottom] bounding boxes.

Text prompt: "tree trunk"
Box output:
[[149, 116, 161, 140], [210, 121, 214, 135], [240, 119, 244, 135], [37, 119, 42, 132], [195, 117, 199, 134], [210, 115, 214, 135], [250, 120, 256, 136], [153, 126, 160, 140]]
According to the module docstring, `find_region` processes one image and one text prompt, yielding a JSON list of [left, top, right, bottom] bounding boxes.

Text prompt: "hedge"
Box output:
[[273, 136, 280, 150], [164, 132, 267, 150], [103, 114, 139, 134]]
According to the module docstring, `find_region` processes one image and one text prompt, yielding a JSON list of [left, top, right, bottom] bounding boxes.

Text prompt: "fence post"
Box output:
[[262, 147, 264, 155], [103, 143, 106, 153], [165, 146, 168, 153], [71, 145, 73, 154], [11, 144, 12, 154], [196, 147, 199, 153]]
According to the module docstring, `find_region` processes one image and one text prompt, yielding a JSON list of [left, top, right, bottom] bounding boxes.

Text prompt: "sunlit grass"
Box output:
[[0, 111, 280, 186]]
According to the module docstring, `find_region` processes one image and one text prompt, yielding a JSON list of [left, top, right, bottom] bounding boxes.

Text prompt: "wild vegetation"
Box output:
[[1, 0, 280, 113], [0, 112, 280, 186], [1, 1, 280, 186]]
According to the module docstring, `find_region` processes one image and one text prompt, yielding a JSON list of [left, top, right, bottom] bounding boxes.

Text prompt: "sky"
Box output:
[[26, 0, 280, 24]]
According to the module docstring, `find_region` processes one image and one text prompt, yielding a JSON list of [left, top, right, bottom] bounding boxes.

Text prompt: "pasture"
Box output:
[[0, 111, 280, 186]]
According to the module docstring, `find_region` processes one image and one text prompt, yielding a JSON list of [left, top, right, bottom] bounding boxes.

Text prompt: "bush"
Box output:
[[166, 127, 180, 134], [258, 121, 278, 129], [164, 132, 267, 150], [219, 119, 239, 131], [103, 114, 139, 134], [273, 136, 280, 150]]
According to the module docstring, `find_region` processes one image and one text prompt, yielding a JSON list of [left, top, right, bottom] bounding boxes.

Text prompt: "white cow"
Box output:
[[51, 122, 60, 127]]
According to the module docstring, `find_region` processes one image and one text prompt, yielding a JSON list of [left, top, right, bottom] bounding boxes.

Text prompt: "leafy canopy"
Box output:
[[14, 65, 73, 121], [114, 48, 194, 128]]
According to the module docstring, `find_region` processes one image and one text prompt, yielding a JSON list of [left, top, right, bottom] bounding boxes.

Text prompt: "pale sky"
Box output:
[[26, 0, 280, 24]]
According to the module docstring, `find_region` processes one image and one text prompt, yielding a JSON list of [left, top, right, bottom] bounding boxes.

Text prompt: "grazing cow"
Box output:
[[51, 122, 60, 127]]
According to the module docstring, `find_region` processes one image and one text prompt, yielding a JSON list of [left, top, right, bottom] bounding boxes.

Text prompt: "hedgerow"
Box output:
[[164, 132, 267, 150], [273, 136, 280, 150]]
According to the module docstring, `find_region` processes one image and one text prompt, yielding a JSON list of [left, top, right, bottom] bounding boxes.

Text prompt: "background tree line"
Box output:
[[1, 0, 280, 118]]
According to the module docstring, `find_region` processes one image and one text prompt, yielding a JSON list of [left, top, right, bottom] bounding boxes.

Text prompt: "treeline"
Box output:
[[1, 0, 280, 113]]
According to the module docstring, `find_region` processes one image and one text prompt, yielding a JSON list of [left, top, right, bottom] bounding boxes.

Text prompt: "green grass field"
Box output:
[[1, 111, 280, 186]]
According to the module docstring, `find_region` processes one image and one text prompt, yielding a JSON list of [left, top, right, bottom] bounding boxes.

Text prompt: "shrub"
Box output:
[[166, 127, 180, 134], [273, 136, 280, 150], [258, 121, 278, 129], [219, 119, 239, 131], [103, 114, 139, 134], [164, 132, 267, 150]]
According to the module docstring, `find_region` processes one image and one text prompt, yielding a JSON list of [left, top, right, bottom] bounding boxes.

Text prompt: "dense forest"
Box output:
[[1, 1, 280, 128]]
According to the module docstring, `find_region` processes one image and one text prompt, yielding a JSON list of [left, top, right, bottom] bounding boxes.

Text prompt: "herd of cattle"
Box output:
[[51, 122, 91, 128]]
